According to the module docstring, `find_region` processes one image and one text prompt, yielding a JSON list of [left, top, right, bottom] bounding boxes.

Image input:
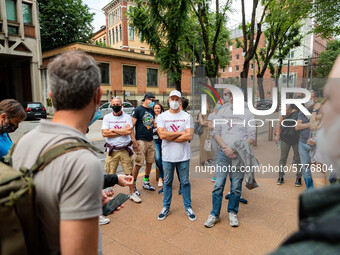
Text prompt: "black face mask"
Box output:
[[111, 105, 122, 113], [1, 118, 18, 133]]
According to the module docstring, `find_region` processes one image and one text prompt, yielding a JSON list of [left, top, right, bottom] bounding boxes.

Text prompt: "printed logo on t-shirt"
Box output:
[[170, 124, 180, 132], [142, 112, 154, 129], [113, 125, 122, 129]]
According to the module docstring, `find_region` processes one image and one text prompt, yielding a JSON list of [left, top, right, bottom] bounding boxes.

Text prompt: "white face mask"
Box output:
[[317, 118, 340, 178], [169, 101, 180, 110], [223, 95, 230, 103]]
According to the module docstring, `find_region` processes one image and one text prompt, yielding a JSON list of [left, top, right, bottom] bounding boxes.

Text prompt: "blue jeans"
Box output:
[[154, 139, 164, 178], [162, 160, 191, 210], [211, 149, 243, 217], [299, 142, 314, 190]]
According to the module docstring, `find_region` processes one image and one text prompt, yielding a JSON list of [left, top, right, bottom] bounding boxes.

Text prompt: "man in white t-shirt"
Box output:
[[156, 90, 195, 221], [102, 97, 141, 203]]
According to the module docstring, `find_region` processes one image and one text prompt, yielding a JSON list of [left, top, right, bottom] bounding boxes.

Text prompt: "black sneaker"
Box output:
[[178, 185, 182, 195], [158, 208, 170, 220], [134, 185, 140, 196], [143, 182, 156, 191], [186, 208, 196, 221], [295, 178, 302, 187], [158, 188, 163, 194], [277, 177, 284, 185]]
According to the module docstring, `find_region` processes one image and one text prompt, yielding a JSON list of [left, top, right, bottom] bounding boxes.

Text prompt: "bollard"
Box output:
[[268, 122, 273, 141]]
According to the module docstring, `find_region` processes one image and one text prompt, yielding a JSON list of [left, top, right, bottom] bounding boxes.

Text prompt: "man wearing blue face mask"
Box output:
[[131, 92, 157, 198]]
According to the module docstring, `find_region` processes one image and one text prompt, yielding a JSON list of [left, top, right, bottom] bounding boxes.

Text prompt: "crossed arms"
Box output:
[[157, 127, 194, 143]]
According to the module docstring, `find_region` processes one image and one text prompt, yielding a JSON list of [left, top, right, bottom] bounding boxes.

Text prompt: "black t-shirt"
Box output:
[[132, 105, 155, 141], [280, 111, 300, 145]]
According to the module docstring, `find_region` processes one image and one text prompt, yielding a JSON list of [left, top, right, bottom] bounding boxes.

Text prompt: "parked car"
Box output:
[[99, 101, 135, 117], [22, 102, 47, 120], [256, 99, 272, 110]]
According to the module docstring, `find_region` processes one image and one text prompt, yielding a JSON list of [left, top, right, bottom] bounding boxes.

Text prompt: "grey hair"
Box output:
[[47, 51, 101, 110]]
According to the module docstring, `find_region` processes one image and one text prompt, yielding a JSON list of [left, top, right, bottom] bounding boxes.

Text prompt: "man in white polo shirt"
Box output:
[[102, 97, 141, 203], [156, 90, 195, 221]]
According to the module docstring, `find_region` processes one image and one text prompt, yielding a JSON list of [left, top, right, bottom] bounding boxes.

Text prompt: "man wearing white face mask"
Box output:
[[156, 90, 195, 221]]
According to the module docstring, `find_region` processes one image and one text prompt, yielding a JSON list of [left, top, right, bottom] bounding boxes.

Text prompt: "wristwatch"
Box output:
[[312, 109, 319, 113]]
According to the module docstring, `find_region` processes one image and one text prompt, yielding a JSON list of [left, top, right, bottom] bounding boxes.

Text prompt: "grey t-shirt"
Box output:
[[12, 120, 104, 255]]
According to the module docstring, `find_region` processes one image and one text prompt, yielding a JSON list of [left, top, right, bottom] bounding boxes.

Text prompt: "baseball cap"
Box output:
[[142, 92, 155, 101], [169, 90, 181, 98]]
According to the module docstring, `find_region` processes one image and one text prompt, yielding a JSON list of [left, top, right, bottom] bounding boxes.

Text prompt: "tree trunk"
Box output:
[[240, 61, 250, 100], [257, 75, 265, 99]]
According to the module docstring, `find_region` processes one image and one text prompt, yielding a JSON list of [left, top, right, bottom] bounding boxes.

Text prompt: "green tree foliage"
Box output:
[[268, 25, 303, 88], [129, 0, 191, 91], [313, 0, 340, 38], [39, 0, 94, 51], [254, 0, 309, 99], [189, 0, 232, 77], [316, 40, 340, 78]]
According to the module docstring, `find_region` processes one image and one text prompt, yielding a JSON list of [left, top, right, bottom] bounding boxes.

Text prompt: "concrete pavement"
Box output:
[[100, 132, 327, 255], [12, 117, 327, 254]]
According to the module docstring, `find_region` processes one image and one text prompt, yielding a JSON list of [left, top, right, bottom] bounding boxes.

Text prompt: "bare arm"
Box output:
[[295, 119, 310, 131], [158, 127, 184, 141], [60, 218, 99, 255], [198, 113, 208, 126], [207, 120, 214, 130], [172, 128, 194, 142], [102, 125, 132, 137]]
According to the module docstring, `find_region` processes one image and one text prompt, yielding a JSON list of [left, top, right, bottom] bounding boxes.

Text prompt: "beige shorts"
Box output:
[[105, 149, 133, 175], [134, 140, 155, 167]]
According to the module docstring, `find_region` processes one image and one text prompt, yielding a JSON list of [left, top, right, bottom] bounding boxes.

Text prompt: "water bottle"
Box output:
[[276, 141, 280, 148]]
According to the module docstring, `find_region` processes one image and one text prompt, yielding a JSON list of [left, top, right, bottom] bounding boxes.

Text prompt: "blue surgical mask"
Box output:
[[148, 101, 155, 108], [89, 109, 102, 126]]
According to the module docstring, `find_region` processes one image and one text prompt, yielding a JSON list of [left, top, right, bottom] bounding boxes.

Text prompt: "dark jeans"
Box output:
[[211, 149, 243, 216], [163, 160, 192, 210], [154, 139, 164, 178], [279, 141, 302, 178]]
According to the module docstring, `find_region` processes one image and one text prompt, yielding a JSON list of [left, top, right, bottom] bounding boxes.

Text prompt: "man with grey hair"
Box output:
[[270, 55, 340, 254], [11, 51, 106, 254]]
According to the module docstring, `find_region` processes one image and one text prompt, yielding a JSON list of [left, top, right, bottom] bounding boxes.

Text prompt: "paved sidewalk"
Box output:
[[100, 134, 327, 255]]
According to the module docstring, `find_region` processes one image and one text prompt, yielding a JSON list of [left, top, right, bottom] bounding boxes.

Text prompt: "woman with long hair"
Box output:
[[153, 103, 165, 192]]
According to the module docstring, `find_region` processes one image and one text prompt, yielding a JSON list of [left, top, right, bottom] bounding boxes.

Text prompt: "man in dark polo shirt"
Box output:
[[131, 92, 156, 199]]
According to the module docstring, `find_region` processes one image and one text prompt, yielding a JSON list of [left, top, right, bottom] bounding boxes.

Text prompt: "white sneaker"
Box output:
[[99, 215, 110, 225], [229, 212, 239, 227], [130, 192, 142, 203], [204, 214, 221, 228]]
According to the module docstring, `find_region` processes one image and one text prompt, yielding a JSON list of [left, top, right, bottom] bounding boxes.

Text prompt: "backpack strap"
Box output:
[[1, 135, 24, 166], [29, 142, 103, 173]]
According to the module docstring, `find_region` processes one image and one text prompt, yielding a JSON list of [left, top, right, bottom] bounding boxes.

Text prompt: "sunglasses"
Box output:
[[223, 92, 232, 96]]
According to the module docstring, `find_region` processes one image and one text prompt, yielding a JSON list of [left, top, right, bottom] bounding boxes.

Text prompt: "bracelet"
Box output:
[[118, 134, 121, 137]]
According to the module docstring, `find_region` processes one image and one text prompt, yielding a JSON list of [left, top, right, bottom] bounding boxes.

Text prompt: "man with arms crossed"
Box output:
[[156, 90, 196, 221], [12, 51, 106, 255], [102, 97, 141, 203]]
